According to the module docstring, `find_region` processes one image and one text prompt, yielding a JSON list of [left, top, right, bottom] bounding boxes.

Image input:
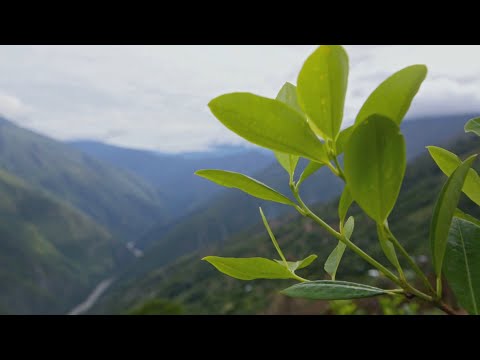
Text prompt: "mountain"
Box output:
[[0, 118, 169, 241], [90, 132, 480, 315], [68, 141, 273, 216], [0, 168, 123, 314], [113, 113, 476, 278]]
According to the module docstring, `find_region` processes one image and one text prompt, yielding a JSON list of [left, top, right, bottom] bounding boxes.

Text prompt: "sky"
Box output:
[[0, 45, 479, 153]]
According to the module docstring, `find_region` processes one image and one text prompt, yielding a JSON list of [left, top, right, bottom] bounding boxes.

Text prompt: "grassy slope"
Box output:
[[91, 133, 480, 314], [0, 169, 123, 314]]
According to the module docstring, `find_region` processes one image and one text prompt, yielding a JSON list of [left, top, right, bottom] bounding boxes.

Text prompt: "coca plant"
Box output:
[[196, 45, 480, 315]]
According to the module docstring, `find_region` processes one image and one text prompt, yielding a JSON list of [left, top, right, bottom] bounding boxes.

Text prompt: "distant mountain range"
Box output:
[[0, 118, 170, 242], [68, 141, 273, 217]]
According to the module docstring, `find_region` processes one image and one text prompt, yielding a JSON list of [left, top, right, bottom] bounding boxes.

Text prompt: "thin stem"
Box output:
[[292, 273, 309, 283], [325, 162, 340, 177], [434, 301, 460, 315], [386, 227, 436, 295], [333, 156, 346, 181], [292, 188, 401, 286], [436, 277, 443, 299]]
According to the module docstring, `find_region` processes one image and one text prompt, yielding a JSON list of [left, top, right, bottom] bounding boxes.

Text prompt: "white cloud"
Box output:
[[0, 45, 478, 153], [0, 93, 31, 120]]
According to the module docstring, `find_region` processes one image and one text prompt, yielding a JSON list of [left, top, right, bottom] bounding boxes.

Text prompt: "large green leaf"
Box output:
[[195, 170, 295, 206], [465, 117, 480, 137], [203, 256, 294, 280], [444, 217, 480, 315], [298, 161, 325, 186], [430, 155, 477, 276], [275, 255, 318, 272], [208, 93, 328, 163], [427, 146, 480, 206], [282, 280, 388, 300], [324, 217, 354, 280], [344, 115, 406, 223], [355, 65, 427, 126], [297, 45, 349, 140], [274, 83, 303, 176]]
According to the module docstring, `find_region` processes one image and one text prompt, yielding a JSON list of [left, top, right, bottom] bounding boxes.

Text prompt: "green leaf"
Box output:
[[297, 45, 349, 140], [377, 222, 401, 273], [196, 170, 295, 206], [281, 280, 388, 300], [208, 93, 328, 163], [259, 207, 287, 265], [274, 152, 299, 177], [427, 146, 480, 206], [430, 155, 477, 276], [338, 186, 354, 228], [344, 115, 406, 223], [275, 254, 318, 272], [298, 161, 325, 186], [273, 83, 303, 176], [325, 217, 354, 280], [454, 208, 480, 228], [276, 82, 303, 115], [335, 125, 354, 155], [465, 117, 480, 137], [444, 217, 480, 314], [355, 65, 427, 126], [203, 256, 294, 280]]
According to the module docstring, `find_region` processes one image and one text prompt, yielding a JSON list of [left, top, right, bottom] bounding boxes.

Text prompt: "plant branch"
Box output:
[[292, 187, 401, 286], [385, 227, 436, 295]]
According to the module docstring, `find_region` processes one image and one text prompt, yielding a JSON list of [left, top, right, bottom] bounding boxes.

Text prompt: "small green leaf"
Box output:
[[195, 170, 295, 206], [298, 161, 325, 186], [338, 186, 354, 228], [273, 83, 302, 176], [355, 65, 427, 126], [335, 125, 354, 155], [427, 146, 480, 206], [430, 155, 477, 276], [444, 217, 480, 315], [297, 45, 349, 140], [454, 208, 480, 228], [344, 115, 406, 223], [203, 256, 295, 281], [377, 223, 402, 274], [259, 207, 287, 265], [465, 117, 480, 137], [325, 217, 354, 280], [275, 255, 318, 272], [208, 93, 328, 163], [282, 280, 388, 300]]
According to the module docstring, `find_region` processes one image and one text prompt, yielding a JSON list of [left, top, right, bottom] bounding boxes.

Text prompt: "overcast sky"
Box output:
[[0, 45, 479, 153]]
